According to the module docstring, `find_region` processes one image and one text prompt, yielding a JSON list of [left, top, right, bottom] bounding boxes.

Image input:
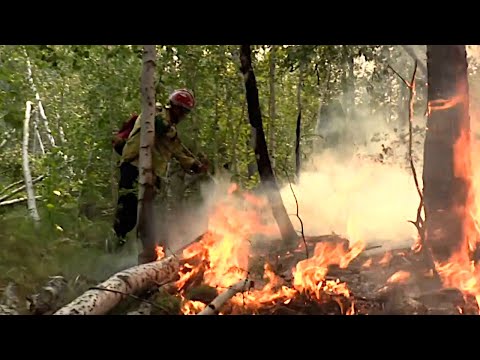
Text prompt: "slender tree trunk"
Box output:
[[137, 45, 157, 265], [33, 109, 45, 155], [423, 45, 474, 262], [22, 101, 40, 222], [240, 45, 297, 246], [295, 61, 304, 182], [268, 45, 277, 171], [213, 70, 220, 173], [24, 51, 56, 148], [232, 100, 245, 176]]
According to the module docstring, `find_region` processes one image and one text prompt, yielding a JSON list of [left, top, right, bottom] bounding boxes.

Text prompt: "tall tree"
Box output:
[[423, 45, 475, 263], [240, 45, 297, 246], [22, 101, 40, 222], [295, 60, 304, 182], [137, 45, 157, 265], [268, 45, 277, 171]]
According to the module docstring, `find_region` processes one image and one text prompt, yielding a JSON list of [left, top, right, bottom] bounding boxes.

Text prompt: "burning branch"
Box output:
[[197, 279, 254, 315]]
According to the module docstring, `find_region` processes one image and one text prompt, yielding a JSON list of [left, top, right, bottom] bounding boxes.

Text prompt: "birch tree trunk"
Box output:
[[24, 49, 56, 148], [33, 109, 45, 155], [137, 45, 157, 265], [22, 101, 40, 222]]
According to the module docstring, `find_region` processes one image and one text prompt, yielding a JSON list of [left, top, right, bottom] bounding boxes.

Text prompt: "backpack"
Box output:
[[112, 113, 138, 156]]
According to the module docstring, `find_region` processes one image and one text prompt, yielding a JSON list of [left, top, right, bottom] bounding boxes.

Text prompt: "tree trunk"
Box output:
[[239, 45, 297, 246], [22, 101, 40, 222], [423, 45, 474, 263], [24, 50, 56, 148], [295, 61, 304, 182], [33, 109, 45, 155], [268, 45, 277, 171], [137, 45, 157, 265], [231, 100, 245, 176]]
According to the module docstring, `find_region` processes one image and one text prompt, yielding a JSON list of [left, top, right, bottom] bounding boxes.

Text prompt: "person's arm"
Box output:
[[170, 136, 207, 174]]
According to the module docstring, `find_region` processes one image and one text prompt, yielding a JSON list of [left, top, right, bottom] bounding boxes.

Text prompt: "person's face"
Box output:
[[170, 104, 190, 124]]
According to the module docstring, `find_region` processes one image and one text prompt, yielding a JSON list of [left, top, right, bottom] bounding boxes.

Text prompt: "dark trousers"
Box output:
[[113, 162, 139, 239]]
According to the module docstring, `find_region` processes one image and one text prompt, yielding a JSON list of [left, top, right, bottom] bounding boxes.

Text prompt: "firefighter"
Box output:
[[111, 89, 208, 264]]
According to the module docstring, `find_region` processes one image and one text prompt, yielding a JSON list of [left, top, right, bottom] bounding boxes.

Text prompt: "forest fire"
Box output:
[[174, 184, 365, 315]]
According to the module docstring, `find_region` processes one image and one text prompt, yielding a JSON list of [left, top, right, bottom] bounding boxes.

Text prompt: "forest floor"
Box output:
[[0, 207, 140, 314], [1, 209, 477, 315]]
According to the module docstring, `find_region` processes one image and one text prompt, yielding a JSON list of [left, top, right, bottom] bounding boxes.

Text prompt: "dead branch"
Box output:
[[54, 256, 179, 315], [0, 196, 42, 207], [0, 175, 44, 202], [392, 61, 439, 278], [281, 167, 308, 258], [387, 64, 409, 87], [197, 279, 254, 315], [0, 179, 24, 196]]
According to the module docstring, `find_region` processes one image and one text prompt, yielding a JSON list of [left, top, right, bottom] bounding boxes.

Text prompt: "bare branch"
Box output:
[[282, 168, 309, 259], [0, 175, 44, 202], [387, 64, 410, 87], [0, 196, 42, 207]]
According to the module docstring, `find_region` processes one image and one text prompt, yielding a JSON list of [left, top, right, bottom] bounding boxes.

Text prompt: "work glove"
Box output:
[[191, 161, 209, 174]]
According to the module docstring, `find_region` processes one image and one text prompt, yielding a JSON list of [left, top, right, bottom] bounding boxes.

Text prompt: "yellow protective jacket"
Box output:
[[121, 107, 199, 178]]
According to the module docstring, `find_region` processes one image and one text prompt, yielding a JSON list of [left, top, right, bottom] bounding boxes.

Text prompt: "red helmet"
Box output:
[[169, 89, 195, 111]]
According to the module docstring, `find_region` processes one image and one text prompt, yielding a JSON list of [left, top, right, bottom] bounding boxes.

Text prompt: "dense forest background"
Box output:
[[2, 45, 480, 300]]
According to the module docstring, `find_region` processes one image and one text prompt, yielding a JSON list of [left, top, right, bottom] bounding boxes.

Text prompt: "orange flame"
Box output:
[[181, 300, 206, 315], [292, 240, 364, 300], [175, 184, 364, 314], [427, 94, 466, 116], [379, 251, 393, 266], [362, 258, 373, 268], [155, 245, 165, 261], [387, 270, 411, 284]]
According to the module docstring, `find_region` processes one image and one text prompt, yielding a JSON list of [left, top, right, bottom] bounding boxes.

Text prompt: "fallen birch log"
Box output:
[[198, 279, 254, 315], [54, 255, 180, 315], [0, 196, 42, 207], [0, 175, 44, 202]]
